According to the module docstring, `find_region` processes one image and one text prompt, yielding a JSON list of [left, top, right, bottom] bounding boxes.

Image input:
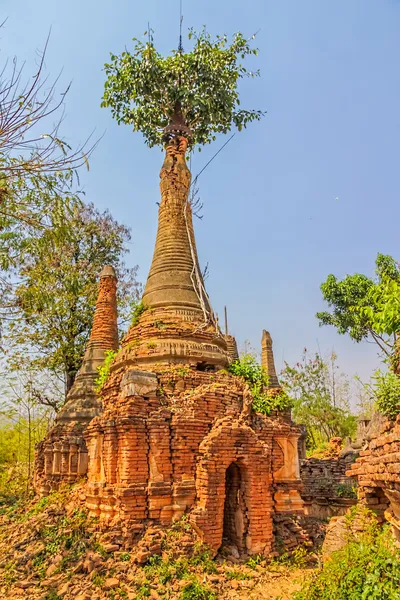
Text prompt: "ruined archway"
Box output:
[[190, 418, 273, 556], [222, 462, 249, 551]]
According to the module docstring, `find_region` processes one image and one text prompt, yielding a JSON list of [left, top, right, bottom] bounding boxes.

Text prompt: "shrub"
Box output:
[[228, 354, 293, 415], [336, 483, 357, 499], [130, 300, 146, 326], [94, 349, 117, 392], [373, 370, 400, 420], [294, 525, 400, 600], [180, 580, 217, 600]]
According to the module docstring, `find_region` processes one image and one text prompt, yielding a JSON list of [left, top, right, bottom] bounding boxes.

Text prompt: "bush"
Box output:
[[180, 580, 217, 600], [228, 354, 293, 415], [94, 349, 117, 392], [373, 370, 400, 420], [294, 524, 400, 600]]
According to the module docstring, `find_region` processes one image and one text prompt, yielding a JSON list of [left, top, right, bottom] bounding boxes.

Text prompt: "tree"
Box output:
[[2, 200, 141, 399], [0, 34, 94, 228], [317, 254, 400, 360], [101, 28, 264, 149], [280, 351, 356, 452]]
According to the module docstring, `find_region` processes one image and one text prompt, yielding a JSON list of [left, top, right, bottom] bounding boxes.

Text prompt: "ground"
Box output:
[[0, 485, 317, 600]]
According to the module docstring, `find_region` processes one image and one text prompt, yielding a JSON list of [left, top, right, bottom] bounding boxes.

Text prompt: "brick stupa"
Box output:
[[35, 134, 304, 556], [34, 266, 118, 495]]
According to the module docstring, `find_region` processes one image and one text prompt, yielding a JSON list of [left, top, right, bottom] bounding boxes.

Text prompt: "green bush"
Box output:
[[336, 483, 357, 499], [294, 525, 400, 600], [130, 300, 146, 326], [94, 349, 117, 392], [228, 354, 292, 415], [180, 580, 217, 600], [373, 370, 400, 420]]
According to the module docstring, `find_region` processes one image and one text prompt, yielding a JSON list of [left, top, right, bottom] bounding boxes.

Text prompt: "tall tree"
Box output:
[[2, 201, 141, 398], [281, 351, 356, 451], [317, 254, 400, 360]]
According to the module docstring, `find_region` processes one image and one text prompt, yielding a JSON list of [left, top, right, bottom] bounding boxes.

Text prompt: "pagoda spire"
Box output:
[[123, 135, 228, 370], [142, 136, 211, 322], [261, 330, 281, 389], [56, 265, 118, 424]]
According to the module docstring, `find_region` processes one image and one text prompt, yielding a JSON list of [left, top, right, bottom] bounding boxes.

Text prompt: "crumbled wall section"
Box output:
[[347, 416, 400, 535], [300, 455, 358, 517]]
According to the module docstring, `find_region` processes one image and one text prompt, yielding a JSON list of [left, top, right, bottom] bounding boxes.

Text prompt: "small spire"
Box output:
[[261, 330, 280, 388], [100, 265, 117, 279]]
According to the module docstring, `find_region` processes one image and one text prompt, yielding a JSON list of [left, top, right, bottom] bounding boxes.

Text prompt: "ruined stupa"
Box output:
[[35, 123, 304, 558], [34, 266, 118, 495]]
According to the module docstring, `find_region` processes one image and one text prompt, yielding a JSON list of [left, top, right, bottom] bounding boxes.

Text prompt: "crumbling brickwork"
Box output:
[[347, 415, 400, 538], [300, 455, 358, 518]]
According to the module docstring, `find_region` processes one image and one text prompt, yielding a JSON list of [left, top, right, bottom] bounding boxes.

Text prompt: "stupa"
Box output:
[[75, 133, 304, 556]]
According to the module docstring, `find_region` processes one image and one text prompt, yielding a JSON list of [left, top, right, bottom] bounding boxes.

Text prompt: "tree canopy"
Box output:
[[317, 254, 400, 359], [281, 351, 356, 452], [1, 199, 141, 398], [102, 28, 264, 149]]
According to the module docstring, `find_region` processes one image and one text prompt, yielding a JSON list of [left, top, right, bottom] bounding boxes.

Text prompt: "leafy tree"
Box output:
[[317, 254, 400, 359], [2, 200, 141, 398], [102, 28, 264, 149], [280, 351, 356, 451]]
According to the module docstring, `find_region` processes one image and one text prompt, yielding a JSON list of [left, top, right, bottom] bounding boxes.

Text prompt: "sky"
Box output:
[[2, 0, 400, 393]]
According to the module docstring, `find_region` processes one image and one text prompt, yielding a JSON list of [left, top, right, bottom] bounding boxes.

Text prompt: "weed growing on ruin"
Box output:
[[44, 591, 60, 600], [130, 300, 146, 326], [92, 574, 106, 587], [154, 320, 166, 330], [336, 483, 357, 499], [119, 551, 131, 561], [273, 546, 308, 570], [295, 523, 400, 600], [228, 354, 293, 415], [147, 341, 156, 349], [95, 349, 117, 392], [180, 579, 217, 600], [226, 569, 251, 580], [136, 583, 151, 598], [247, 553, 264, 569], [189, 544, 217, 574]]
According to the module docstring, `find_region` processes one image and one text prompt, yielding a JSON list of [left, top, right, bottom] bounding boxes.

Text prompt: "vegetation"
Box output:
[[317, 253, 400, 362], [228, 353, 293, 415], [102, 28, 264, 149], [94, 350, 118, 393], [1, 201, 140, 399], [0, 33, 93, 255], [281, 351, 357, 452], [130, 300, 146, 326], [295, 515, 400, 600]]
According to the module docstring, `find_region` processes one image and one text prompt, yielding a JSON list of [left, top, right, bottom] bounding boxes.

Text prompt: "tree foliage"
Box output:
[[1, 199, 141, 398], [317, 254, 400, 358], [280, 351, 356, 452], [102, 28, 264, 149]]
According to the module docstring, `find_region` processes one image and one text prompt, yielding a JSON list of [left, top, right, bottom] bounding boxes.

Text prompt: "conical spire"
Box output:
[[56, 266, 118, 423], [123, 137, 228, 370], [142, 137, 210, 320], [261, 330, 280, 389]]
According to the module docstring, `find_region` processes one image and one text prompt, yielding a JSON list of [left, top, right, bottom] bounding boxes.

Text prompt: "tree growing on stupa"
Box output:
[[101, 27, 264, 149]]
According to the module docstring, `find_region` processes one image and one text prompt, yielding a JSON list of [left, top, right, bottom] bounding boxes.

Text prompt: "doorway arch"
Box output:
[[223, 462, 249, 550]]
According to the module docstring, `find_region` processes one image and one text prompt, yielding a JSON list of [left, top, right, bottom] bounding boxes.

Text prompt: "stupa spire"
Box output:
[[261, 330, 280, 389], [142, 136, 211, 321], [56, 265, 118, 423], [123, 136, 228, 370]]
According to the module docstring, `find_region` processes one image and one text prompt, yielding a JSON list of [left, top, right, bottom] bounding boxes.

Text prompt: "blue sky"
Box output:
[[2, 0, 400, 388]]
